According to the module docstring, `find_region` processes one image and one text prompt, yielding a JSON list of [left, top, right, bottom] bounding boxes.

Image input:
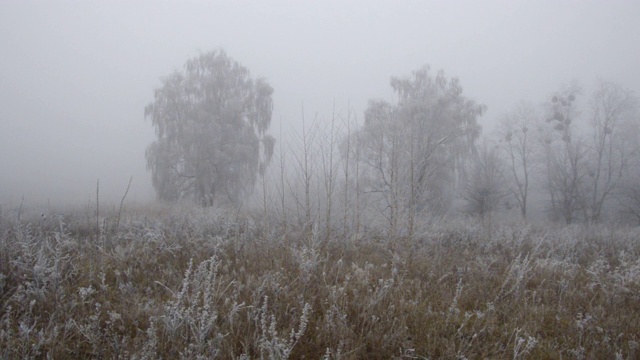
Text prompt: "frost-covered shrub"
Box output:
[[1, 206, 639, 358]]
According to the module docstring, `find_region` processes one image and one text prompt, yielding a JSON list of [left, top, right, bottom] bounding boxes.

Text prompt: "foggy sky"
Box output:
[[1, 0, 639, 207]]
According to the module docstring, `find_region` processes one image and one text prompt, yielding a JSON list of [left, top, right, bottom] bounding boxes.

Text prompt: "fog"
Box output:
[[1, 0, 639, 207]]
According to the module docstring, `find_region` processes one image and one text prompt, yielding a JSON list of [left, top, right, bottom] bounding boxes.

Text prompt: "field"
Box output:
[[1, 205, 639, 359]]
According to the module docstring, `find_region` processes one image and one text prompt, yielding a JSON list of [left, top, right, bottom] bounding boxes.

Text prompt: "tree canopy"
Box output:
[[355, 66, 484, 217], [145, 50, 275, 206]]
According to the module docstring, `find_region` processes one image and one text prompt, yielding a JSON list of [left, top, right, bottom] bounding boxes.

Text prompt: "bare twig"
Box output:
[[96, 179, 100, 244], [116, 176, 133, 230], [17, 195, 24, 223]]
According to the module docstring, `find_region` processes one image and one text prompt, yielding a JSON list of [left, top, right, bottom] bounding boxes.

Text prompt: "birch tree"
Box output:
[[354, 66, 483, 234], [145, 50, 275, 206]]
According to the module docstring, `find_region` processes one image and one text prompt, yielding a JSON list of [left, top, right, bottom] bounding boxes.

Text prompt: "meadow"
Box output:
[[1, 204, 639, 359]]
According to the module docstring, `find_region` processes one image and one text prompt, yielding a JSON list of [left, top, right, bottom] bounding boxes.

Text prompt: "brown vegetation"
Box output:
[[1, 205, 639, 359]]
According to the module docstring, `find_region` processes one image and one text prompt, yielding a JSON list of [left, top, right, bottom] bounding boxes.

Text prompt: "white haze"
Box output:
[[1, 0, 639, 206]]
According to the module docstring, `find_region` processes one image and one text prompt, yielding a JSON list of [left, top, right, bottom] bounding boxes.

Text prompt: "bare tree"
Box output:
[[289, 105, 319, 227], [496, 101, 538, 221], [541, 84, 587, 224], [319, 104, 341, 238], [584, 79, 638, 222], [462, 140, 507, 222], [276, 119, 288, 225], [339, 104, 360, 238]]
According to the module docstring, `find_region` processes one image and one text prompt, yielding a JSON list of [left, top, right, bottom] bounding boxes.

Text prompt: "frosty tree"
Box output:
[[585, 79, 638, 222], [540, 84, 586, 224], [354, 66, 483, 235], [496, 102, 539, 221], [145, 50, 275, 206], [462, 140, 507, 221]]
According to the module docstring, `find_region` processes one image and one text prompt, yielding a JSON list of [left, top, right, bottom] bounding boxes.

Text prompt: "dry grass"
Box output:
[[1, 206, 639, 359]]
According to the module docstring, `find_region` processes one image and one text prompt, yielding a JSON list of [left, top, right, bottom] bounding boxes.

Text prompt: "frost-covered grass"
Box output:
[[1, 205, 639, 359]]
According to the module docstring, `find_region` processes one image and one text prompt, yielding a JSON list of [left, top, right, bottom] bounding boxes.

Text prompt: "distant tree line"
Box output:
[[145, 49, 640, 232], [494, 80, 639, 225]]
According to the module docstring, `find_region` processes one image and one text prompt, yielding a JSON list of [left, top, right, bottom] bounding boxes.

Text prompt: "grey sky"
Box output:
[[1, 0, 639, 206]]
